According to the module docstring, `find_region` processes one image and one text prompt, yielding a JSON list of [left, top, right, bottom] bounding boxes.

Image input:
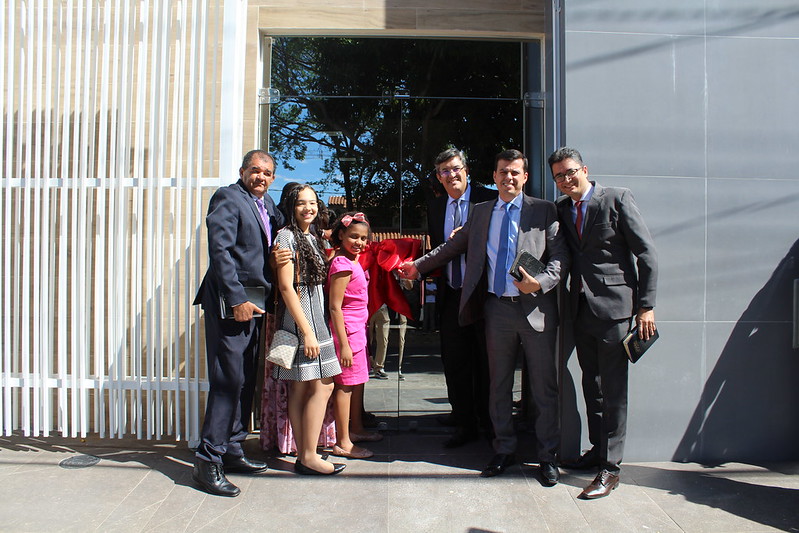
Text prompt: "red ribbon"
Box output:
[[358, 238, 422, 319]]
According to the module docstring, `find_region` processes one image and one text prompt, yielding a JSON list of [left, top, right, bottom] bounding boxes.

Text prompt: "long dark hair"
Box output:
[[283, 184, 327, 285]]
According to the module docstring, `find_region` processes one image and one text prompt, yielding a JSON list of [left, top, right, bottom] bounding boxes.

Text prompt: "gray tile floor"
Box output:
[[1, 432, 797, 532], [2, 330, 797, 532]]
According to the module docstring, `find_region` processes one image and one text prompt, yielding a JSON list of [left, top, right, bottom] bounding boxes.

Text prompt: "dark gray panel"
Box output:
[[626, 322, 705, 462], [564, 32, 706, 178], [566, 0, 707, 35], [675, 321, 799, 463], [706, 178, 799, 322], [600, 175, 706, 322], [706, 37, 799, 179]]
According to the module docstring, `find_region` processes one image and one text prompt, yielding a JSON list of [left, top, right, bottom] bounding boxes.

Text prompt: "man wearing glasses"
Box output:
[[403, 149, 568, 485], [427, 148, 497, 448], [550, 147, 658, 499]]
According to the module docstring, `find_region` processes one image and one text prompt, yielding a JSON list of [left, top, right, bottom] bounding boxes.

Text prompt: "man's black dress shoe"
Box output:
[[540, 462, 560, 486], [444, 428, 479, 448], [480, 453, 515, 478], [579, 469, 620, 499], [561, 447, 600, 470], [192, 460, 240, 497], [222, 454, 268, 474], [294, 459, 346, 476]]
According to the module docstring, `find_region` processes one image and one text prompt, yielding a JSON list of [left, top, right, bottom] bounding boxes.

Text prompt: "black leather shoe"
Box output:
[[294, 459, 346, 476], [561, 447, 600, 470], [579, 469, 620, 499], [222, 454, 268, 474], [444, 428, 479, 448], [192, 460, 240, 497], [480, 453, 515, 478], [540, 462, 560, 486]]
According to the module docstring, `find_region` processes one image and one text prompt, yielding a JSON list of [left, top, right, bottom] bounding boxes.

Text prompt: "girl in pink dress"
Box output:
[[327, 212, 382, 458]]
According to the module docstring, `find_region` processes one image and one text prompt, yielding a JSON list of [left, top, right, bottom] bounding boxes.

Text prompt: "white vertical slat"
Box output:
[[106, 0, 122, 439], [20, 0, 34, 437], [132, 0, 149, 440], [94, 0, 112, 438], [0, 0, 12, 436], [170, 0, 188, 439], [187, 0, 208, 446], [40, 0, 56, 438], [112, 0, 133, 439], [31, 0, 46, 437], [56, 0, 70, 437]]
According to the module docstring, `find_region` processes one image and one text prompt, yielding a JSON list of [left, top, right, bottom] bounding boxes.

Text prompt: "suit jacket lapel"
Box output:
[[581, 182, 603, 245], [236, 181, 269, 238]]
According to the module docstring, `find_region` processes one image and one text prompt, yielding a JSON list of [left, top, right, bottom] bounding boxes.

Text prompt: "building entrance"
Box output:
[[262, 36, 535, 426]]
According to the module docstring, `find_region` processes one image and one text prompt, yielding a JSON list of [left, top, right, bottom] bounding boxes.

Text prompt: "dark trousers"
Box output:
[[438, 284, 490, 432], [574, 296, 631, 472], [196, 293, 262, 464], [484, 297, 559, 462]]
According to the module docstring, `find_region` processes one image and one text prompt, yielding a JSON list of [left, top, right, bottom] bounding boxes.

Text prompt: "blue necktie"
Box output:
[[493, 202, 511, 296], [450, 199, 463, 288]]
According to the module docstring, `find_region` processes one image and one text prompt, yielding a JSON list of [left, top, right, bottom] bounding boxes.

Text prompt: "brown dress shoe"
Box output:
[[579, 469, 620, 499]]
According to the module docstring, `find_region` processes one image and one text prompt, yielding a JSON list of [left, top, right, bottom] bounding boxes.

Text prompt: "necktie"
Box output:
[[493, 202, 511, 296], [575, 200, 584, 292], [255, 198, 272, 247], [451, 199, 463, 288]]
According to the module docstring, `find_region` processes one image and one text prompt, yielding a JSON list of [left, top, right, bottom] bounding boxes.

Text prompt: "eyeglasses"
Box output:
[[438, 166, 463, 177], [552, 167, 582, 183]]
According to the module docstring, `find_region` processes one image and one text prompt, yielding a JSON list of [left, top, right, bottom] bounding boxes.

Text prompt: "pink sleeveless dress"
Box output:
[[327, 255, 370, 386]]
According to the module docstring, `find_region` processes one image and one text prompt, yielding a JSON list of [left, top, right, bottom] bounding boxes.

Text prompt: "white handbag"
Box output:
[[267, 328, 298, 369]]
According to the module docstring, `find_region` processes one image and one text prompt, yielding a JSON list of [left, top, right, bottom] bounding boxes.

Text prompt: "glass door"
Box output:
[[263, 37, 527, 429]]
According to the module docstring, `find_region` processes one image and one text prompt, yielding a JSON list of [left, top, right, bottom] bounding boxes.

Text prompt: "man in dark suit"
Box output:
[[192, 150, 285, 497], [551, 146, 657, 499], [427, 148, 497, 448], [402, 149, 568, 485]]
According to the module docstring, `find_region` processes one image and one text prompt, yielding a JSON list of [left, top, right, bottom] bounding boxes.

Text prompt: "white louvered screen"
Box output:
[[0, 0, 248, 444]]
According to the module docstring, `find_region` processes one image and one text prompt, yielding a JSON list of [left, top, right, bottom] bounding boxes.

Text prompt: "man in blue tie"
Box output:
[[426, 148, 497, 448], [401, 149, 568, 484]]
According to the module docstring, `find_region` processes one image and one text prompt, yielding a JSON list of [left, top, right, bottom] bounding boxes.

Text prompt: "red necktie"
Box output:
[[575, 200, 584, 239]]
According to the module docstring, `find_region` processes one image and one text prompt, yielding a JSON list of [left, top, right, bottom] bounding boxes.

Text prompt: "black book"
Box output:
[[508, 249, 546, 281], [622, 327, 659, 363], [219, 286, 267, 319]]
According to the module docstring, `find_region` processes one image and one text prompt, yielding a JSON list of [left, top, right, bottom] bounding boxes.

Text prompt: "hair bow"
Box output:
[[341, 212, 367, 227]]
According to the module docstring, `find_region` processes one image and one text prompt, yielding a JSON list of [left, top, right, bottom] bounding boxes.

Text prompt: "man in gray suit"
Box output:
[[401, 149, 568, 485], [551, 147, 657, 499], [193, 150, 284, 497]]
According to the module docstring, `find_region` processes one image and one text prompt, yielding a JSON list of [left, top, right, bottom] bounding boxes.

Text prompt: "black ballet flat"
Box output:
[[294, 459, 346, 476]]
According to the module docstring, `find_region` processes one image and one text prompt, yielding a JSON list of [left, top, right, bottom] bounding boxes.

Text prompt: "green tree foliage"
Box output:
[[269, 37, 523, 230]]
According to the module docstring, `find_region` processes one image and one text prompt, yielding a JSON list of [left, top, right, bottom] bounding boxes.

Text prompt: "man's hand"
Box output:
[[635, 308, 656, 340], [512, 266, 541, 294], [398, 261, 419, 279], [269, 243, 293, 270], [448, 225, 463, 240], [232, 301, 265, 322]]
